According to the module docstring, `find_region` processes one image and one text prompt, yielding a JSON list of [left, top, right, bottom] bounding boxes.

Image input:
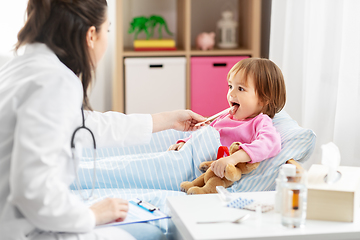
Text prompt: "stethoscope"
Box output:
[[70, 106, 97, 201]]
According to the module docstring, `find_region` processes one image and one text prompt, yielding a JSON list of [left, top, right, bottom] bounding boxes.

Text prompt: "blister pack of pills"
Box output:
[[226, 197, 274, 213], [226, 197, 254, 209], [242, 202, 274, 213]]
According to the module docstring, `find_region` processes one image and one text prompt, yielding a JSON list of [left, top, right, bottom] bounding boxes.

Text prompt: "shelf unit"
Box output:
[[113, 0, 262, 112]]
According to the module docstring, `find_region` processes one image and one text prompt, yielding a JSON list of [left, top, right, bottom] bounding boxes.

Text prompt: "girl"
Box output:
[[0, 0, 205, 239], [169, 58, 286, 178]]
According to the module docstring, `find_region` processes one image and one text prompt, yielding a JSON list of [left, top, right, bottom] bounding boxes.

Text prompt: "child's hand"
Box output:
[[211, 150, 251, 178], [168, 142, 185, 151], [211, 157, 230, 178]]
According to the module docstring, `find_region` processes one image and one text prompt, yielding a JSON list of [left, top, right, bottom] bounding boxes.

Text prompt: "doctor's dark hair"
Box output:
[[15, 0, 108, 110], [227, 58, 286, 118]]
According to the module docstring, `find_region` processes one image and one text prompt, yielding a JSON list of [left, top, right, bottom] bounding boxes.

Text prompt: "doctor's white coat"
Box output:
[[0, 43, 152, 239]]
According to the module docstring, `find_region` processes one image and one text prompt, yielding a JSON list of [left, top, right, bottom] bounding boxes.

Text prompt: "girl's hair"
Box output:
[[227, 58, 286, 118], [15, 0, 108, 110]]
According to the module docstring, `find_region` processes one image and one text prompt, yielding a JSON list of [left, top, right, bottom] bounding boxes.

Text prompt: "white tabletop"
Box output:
[[167, 191, 360, 240]]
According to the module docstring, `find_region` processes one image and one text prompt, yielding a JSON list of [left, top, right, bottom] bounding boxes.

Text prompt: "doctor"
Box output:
[[0, 0, 206, 239]]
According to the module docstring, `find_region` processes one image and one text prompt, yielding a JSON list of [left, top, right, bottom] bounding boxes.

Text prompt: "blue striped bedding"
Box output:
[[71, 110, 316, 233]]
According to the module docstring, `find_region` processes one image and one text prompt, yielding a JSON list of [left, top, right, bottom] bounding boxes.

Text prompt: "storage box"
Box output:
[[125, 57, 186, 114], [190, 56, 249, 117], [306, 164, 360, 222]]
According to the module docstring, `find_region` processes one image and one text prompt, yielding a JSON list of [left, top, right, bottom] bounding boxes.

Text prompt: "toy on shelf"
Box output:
[[128, 15, 175, 51], [128, 16, 151, 40], [148, 15, 173, 39], [196, 32, 215, 51]]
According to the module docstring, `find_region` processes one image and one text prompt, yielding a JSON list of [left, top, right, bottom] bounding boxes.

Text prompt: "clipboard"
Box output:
[[97, 198, 170, 227]]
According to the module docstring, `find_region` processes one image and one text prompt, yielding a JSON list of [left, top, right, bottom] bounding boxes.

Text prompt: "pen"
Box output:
[[130, 198, 159, 212], [129, 200, 151, 212]]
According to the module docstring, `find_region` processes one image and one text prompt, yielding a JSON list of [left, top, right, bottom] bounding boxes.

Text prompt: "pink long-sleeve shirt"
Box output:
[[178, 113, 281, 163]]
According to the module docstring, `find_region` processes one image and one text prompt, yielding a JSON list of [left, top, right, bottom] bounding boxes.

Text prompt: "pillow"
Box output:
[[227, 110, 316, 192], [71, 110, 316, 192]]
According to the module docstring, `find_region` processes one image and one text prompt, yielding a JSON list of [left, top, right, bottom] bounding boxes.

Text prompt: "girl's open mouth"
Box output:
[[229, 102, 239, 115]]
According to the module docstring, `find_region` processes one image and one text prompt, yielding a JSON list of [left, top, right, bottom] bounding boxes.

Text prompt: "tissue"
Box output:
[[321, 142, 341, 184]]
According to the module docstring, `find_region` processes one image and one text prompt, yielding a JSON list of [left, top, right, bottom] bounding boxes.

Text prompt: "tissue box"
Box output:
[[306, 164, 360, 222]]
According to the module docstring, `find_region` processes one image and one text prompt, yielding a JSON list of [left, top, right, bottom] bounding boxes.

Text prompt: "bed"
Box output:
[[71, 110, 316, 235]]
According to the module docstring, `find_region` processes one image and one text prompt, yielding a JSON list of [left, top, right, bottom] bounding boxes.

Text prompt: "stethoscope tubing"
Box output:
[[71, 105, 97, 201]]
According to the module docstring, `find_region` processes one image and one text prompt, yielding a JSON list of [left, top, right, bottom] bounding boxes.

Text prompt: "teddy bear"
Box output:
[[180, 142, 260, 194]]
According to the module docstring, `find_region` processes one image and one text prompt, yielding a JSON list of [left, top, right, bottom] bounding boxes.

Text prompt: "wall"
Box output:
[[90, 0, 116, 112], [0, 1, 28, 57]]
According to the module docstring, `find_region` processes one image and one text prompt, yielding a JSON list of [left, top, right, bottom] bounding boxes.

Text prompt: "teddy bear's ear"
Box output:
[[229, 142, 241, 155]]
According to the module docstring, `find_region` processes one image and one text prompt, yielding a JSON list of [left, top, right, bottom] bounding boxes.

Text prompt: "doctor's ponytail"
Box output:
[[15, 0, 108, 110], [16, 0, 51, 48]]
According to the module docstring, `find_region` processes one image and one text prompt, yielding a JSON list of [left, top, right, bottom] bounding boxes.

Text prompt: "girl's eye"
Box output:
[[238, 87, 244, 91], [228, 85, 232, 89]]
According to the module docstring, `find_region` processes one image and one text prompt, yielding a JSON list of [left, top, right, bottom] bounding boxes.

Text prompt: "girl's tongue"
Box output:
[[229, 104, 239, 116]]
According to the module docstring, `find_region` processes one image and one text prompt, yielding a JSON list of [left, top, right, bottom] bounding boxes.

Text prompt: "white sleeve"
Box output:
[[84, 111, 153, 148], [10, 74, 96, 233]]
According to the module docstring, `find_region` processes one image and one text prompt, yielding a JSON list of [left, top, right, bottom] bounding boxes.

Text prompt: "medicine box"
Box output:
[[306, 164, 360, 222], [190, 56, 248, 117], [125, 57, 186, 114]]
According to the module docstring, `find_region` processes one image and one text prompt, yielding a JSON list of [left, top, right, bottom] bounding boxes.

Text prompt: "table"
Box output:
[[166, 192, 360, 240]]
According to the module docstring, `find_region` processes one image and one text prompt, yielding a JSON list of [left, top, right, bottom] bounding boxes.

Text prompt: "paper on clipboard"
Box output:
[[96, 198, 170, 228]]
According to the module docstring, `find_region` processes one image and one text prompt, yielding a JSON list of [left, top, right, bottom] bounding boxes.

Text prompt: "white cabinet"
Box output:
[[124, 57, 186, 114]]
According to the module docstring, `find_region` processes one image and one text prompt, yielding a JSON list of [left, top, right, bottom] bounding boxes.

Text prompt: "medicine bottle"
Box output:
[[281, 166, 307, 228], [275, 164, 296, 213]]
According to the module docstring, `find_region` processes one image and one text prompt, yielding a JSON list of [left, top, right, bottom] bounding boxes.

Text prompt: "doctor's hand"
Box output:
[[90, 198, 129, 225], [152, 110, 206, 133]]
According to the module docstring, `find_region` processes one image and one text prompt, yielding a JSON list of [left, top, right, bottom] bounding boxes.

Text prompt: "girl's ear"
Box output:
[[259, 99, 269, 113], [86, 26, 97, 49], [259, 98, 268, 107]]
